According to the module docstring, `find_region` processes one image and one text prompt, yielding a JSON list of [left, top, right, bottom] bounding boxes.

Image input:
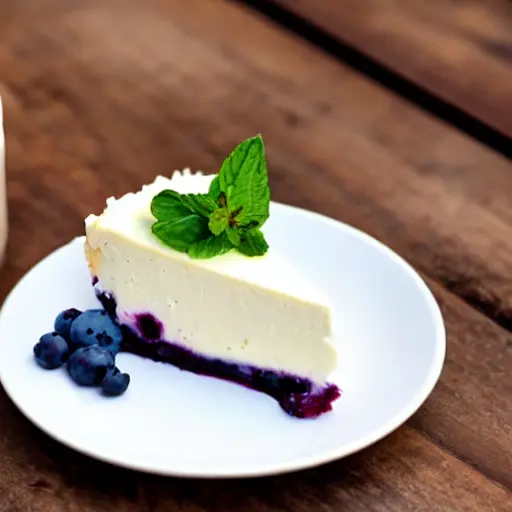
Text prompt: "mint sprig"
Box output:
[[150, 135, 271, 259]]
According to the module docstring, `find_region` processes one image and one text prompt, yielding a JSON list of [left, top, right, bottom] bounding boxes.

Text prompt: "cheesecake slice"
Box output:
[[85, 170, 340, 418]]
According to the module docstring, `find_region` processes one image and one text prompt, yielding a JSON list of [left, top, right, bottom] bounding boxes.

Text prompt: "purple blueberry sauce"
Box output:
[[135, 313, 163, 340], [97, 290, 117, 318], [96, 290, 341, 419]]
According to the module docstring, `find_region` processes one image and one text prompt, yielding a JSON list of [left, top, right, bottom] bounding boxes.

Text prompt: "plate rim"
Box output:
[[0, 202, 446, 478]]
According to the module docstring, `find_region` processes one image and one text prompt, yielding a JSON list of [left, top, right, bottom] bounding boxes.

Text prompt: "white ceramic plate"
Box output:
[[0, 203, 445, 478]]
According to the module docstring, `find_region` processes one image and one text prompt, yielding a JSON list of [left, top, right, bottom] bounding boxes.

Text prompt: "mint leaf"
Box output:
[[208, 208, 229, 235], [218, 135, 264, 192], [152, 190, 215, 220], [237, 229, 269, 257], [218, 137, 254, 193], [151, 190, 192, 221], [181, 193, 216, 218], [152, 215, 210, 253], [218, 135, 270, 229], [188, 232, 233, 259], [226, 226, 241, 246]]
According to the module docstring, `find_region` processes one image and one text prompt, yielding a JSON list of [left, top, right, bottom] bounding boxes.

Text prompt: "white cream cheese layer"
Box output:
[[85, 170, 337, 382]]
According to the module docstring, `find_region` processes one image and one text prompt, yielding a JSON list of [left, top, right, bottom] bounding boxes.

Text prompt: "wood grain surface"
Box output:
[[0, 0, 511, 510], [272, 0, 512, 138]]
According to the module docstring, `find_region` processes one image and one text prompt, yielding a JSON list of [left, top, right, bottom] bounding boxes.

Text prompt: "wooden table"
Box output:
[[0, 1, 510, 510]]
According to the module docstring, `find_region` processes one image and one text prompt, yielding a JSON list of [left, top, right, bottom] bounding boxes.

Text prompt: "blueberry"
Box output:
[[101, 367, 130, 396], [70, 309, 122, 354], [67, 346, 115, 386], [33, 332, 70, 369], [54, 308, 82, 341]]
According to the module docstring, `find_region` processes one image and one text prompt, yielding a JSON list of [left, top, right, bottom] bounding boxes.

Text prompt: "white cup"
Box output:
[[0, 97, 7, 264]]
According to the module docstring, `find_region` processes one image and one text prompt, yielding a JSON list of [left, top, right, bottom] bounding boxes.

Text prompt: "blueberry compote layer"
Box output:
[[96, 290, 341, 418]]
